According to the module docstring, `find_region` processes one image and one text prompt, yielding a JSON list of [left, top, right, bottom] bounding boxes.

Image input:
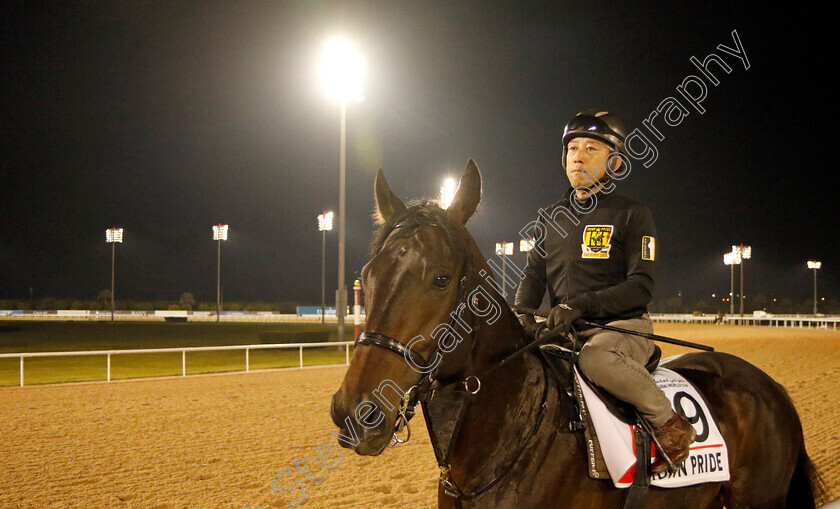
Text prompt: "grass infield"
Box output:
[[0, 321, 354, 386]]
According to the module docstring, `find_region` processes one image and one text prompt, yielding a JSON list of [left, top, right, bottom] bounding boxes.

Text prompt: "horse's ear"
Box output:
[[447, 159, 482, 225], [374, 169, 407, 224]]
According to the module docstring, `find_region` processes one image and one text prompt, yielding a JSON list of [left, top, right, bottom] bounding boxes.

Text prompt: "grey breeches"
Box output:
[[576, 314, 673, 427]]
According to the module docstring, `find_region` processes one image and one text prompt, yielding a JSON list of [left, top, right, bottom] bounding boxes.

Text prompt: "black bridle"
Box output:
[[355, 331, 432, 371]]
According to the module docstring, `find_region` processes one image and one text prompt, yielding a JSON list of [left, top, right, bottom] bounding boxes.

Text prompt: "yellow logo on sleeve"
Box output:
[[581, 225, 613, 259], [642, 236, 656, 261]]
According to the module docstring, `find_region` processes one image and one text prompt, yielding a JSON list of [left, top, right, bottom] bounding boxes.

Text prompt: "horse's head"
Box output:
[[330, 159, 489, 455]]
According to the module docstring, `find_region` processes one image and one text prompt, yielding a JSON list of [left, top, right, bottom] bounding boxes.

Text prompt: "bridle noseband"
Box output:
[[355, 332, 432, 372]]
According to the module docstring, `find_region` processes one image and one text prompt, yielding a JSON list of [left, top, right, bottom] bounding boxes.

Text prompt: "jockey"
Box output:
[[515, 109, 696, 473]]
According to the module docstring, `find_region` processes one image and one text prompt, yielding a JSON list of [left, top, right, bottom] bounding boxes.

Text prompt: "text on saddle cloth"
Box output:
[[575, 365, 731, 489]]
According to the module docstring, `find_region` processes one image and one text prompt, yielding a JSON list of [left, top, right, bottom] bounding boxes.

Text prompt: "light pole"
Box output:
[[723, 250, 740, 315], [212, 224, 228, 323], [518, 239, 533, 301], [318, 211, 334, 324], [807, 260, 822, 315], [495, 241, 514, 301], [323, 38, 365, 342], [734, 244, 751, 317], [105, 227, 123, 322]]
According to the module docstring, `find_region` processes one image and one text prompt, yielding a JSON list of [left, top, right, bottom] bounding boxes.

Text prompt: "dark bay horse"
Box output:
[[330, 160, 825, 508]]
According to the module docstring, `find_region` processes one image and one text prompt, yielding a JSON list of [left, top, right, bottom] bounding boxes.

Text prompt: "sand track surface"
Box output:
[[1, 324, 838, 508]]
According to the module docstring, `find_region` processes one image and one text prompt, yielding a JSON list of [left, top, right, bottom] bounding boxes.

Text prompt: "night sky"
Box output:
[[2, 1, 836, 311]]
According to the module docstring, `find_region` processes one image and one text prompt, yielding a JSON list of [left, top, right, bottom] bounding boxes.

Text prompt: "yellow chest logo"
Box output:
[[581, 225, 614, 259]]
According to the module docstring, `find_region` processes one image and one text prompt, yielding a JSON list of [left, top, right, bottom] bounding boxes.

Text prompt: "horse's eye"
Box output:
[[433, 275, 451, 289]]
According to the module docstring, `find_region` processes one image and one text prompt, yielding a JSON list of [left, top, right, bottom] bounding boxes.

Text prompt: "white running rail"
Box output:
[[0, 341, 354, 387]]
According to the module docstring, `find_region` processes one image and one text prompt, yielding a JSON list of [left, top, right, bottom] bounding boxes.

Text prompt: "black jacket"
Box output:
[[515, 188, 657, 322]]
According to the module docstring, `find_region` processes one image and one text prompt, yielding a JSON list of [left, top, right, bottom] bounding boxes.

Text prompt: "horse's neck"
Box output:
[[446, 315, 575, 492]]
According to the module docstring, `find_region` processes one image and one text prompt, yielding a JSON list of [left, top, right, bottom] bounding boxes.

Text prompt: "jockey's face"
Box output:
[[565, 136, 621, 192]]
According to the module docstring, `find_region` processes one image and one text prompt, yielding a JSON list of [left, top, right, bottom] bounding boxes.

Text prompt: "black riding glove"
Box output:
[[545, 303, 584, 334], [518, 314, 548, 340]]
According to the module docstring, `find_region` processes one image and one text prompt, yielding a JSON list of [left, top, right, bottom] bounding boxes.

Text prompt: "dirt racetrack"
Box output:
[[1, 323, 839, 508]]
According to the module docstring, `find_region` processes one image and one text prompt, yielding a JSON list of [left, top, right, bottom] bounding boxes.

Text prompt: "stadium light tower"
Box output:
[[734, 244, 751, 317], [520, 238, 534, 254], [723, 250, 740, 316], [318, 211, 334, 324], [323, 38, 365, 342], [807, 260, 822, 315], [495, 241, 514, 301], [213, 224, 229, 323], [105, 227, 123, 322], [440, 177, 456, 209]]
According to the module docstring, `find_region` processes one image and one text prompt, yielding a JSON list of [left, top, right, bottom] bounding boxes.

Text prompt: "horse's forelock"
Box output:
[[369, 199, 450, 256]]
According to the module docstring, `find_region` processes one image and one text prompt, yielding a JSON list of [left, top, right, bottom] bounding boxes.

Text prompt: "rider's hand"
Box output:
[[518, 314, 548, 340], [545, 303, 583, 334]]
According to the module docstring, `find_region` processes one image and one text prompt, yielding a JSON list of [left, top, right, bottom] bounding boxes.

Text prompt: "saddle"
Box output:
[[539, 343, 661, 424], [539, 342, 660, 509]]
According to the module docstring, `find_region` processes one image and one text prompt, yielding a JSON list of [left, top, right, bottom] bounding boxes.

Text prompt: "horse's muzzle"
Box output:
[[330, 391, 391, 456]]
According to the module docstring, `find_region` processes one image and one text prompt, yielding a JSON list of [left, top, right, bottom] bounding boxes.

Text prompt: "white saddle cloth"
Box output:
[[575, 364, 731, 488]]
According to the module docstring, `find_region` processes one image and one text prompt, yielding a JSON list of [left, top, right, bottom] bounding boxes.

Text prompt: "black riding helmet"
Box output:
[[561, 109, 628, 169]]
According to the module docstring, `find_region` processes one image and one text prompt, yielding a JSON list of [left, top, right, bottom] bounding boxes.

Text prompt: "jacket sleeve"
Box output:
[[515, 215, 548, 310], [569, 204, 657, 317]]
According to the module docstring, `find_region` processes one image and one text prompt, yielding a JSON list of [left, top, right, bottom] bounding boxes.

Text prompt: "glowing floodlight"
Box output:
[[495, 241, 514, 256], [323, 39, 365, 103], [318, 211, 334, 232], [106, 227, 124, 243], [213, 224, 229, 241]]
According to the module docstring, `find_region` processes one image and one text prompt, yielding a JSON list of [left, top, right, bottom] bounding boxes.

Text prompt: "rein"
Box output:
[[511, 305, 715, 352]]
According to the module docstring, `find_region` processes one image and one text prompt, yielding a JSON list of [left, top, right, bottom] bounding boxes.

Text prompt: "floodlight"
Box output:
[[323, 39, 365, 103], [495, 241, 513, 256], [212, 224, 229, 241], [318, 211, 334, 232], [106, 228, 124, 243]]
